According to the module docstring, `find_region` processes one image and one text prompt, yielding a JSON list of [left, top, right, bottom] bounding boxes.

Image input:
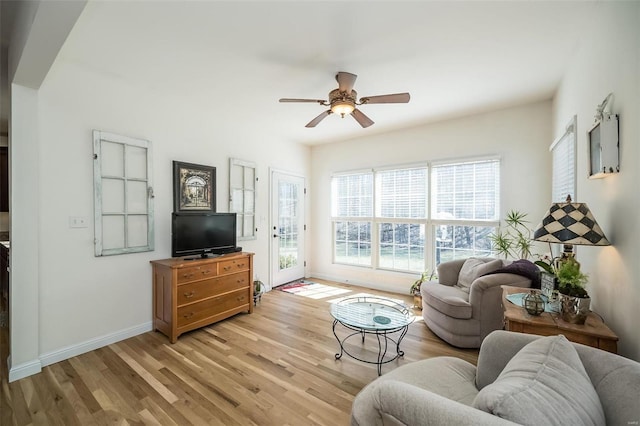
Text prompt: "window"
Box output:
[[229, 158, 257, 240], [551, 116, 576, 202], [331, 158, 500, 273], [332, 172, 373, 266], [377, 168, 427, 271], [432, 159, 499, 263], [93, 131, 154, 256]]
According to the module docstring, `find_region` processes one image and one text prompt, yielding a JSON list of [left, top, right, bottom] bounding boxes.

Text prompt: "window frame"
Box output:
[[229, 158, 257, 241], [93, 130, 154, 256], [330, 157, 500, 273]]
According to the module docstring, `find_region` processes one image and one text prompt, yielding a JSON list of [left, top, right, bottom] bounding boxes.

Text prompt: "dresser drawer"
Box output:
[[218, 256, 250, 275], [177, 289, 249, 327], [177, 271, 251, 306], [176, 263, 218, 284]]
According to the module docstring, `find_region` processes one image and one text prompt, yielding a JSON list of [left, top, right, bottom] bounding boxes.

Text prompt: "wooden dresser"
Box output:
[[151, 252, 254, 343]]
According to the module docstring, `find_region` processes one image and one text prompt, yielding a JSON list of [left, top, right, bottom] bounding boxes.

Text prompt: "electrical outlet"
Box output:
[[69, 216, 88, 228]]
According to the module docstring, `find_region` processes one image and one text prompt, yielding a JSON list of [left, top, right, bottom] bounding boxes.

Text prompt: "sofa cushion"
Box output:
[[473, 334, 605, 426], [422, 282, 472, 319], [456, 258, 503, 294], [378, 356, 480, 405]]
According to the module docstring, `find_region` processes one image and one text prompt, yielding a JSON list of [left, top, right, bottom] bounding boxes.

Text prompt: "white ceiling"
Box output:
[[54, 0, 598, 146]]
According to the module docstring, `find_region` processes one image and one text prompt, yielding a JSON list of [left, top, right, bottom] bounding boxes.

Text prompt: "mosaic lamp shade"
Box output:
[[533, 195, 610, 252]]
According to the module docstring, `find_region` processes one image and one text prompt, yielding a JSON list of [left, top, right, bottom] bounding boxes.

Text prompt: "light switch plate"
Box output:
[[69, 216, 88, 228]]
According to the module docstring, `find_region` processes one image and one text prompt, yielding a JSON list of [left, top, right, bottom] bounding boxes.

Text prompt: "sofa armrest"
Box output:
[[351, 380, 517, 426], [475, 330, 542, 389], [437, 259, 467, 286], [468, 273, 531, 306]]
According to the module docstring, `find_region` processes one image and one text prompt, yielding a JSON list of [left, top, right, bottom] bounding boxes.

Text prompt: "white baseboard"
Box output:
[[8, 355, 42, 383], [310, 271, 403, 293], [9, 321, 153, 382]]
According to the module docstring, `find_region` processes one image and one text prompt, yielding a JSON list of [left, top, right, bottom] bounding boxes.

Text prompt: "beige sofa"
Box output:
[[421, 258, 536, 348], [351, 330, 640, 425]]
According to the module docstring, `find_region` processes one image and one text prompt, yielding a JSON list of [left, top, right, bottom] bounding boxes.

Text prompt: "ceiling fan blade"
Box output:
[[336, 71, 357, 94], [279, 98, 326, 104], [305, 110, 332, 128], [360, 92, 411, 104], [351, 108, 374, 128]]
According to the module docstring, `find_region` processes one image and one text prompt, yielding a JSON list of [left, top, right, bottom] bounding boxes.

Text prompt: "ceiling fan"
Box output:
[[279, 71, 410, 128]]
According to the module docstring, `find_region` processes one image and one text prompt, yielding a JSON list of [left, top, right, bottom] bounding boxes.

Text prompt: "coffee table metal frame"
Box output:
[[330, 296, 414, 375]]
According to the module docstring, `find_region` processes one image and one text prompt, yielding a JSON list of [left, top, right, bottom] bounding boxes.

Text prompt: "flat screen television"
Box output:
[[172, 212, 237, 258]]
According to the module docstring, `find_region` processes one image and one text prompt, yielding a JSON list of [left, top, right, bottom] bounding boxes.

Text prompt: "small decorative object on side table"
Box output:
[[523, 290, 545, 316], [501, 285, 618, 353]]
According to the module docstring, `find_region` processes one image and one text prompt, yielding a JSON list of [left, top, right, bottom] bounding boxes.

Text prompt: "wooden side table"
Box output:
[[501, 285, 618, 353]]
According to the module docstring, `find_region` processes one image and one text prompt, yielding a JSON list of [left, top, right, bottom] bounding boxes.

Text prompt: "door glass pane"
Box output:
[[102, 216, 125, 250], [101, 142, 124, 177], [102, 179, 124, 213], [244, 167, 255, 190], [231, 189, 244, 212], [127, 181, 148, 213], [243, 214, 254, 237], [279, 181, 298, 271], [126, 146, 147, 179], [127, 215, 148, 247]]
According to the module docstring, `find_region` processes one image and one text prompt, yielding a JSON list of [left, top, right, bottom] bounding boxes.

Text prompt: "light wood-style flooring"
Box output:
[[1, 279, 478, 425]]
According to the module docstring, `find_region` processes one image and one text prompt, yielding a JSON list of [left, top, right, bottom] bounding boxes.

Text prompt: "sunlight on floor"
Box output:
[[283, 282, 352, 299]]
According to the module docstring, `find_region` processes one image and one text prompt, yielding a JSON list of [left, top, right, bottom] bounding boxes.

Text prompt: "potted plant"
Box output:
[[489, 210, 534, 260], [410, 270, 437, 310], [253, 279, 264, 305], [554, 257, 590, 324]]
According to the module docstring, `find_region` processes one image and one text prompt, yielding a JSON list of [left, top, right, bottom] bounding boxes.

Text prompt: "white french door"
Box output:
[[270, 170, 305, 288]]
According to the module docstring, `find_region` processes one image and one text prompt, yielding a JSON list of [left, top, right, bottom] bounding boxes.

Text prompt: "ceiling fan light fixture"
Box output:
[[331, 101, 355, 117]]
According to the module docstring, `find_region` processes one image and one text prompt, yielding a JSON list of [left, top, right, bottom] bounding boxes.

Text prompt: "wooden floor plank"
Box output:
[[0, 279, 478, 425]]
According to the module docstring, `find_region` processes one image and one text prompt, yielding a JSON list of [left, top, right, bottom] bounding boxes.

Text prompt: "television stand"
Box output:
[[151, 252, 254, 343]]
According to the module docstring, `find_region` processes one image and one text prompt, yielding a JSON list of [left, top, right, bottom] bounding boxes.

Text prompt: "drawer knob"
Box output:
[[202, 270, 211, 275], [237, 279, 245, 284], [183, 273, 194, 279], [183, 312, 194, 319], [184, 291, 195, 299], [223, 266, 232, 271]]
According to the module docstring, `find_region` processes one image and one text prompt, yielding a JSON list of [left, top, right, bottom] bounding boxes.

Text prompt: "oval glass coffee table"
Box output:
[[330, 296, 414, 375]]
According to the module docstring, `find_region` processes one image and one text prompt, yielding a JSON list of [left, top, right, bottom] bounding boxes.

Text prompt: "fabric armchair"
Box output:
[[421, 258, 537, 348], [351, 330, 640, 426]]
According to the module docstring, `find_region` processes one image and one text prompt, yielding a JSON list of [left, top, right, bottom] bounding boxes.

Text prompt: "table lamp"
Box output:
[[533, 195, 610, 263]]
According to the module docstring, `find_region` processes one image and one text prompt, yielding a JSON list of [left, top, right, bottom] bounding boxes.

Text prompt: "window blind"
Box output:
[[551, 116, 576, 203], [431, 159, 500, 221], [375, 167, 427, 219]]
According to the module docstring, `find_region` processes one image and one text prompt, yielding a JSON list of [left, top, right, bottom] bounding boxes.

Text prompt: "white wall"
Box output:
[[8, 57, 310, 379], [553, 1, 640, 360], [309, 101, 552, 294], [8, 85, 40, 377]]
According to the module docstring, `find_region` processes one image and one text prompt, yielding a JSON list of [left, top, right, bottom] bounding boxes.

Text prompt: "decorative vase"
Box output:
[[560, 294, 590, 324], [523, 290, 545, 316]]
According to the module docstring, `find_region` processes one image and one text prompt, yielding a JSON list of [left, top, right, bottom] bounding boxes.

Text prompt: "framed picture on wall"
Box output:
[[588, 114, 620, 179], [173, 161, 216, 212]]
